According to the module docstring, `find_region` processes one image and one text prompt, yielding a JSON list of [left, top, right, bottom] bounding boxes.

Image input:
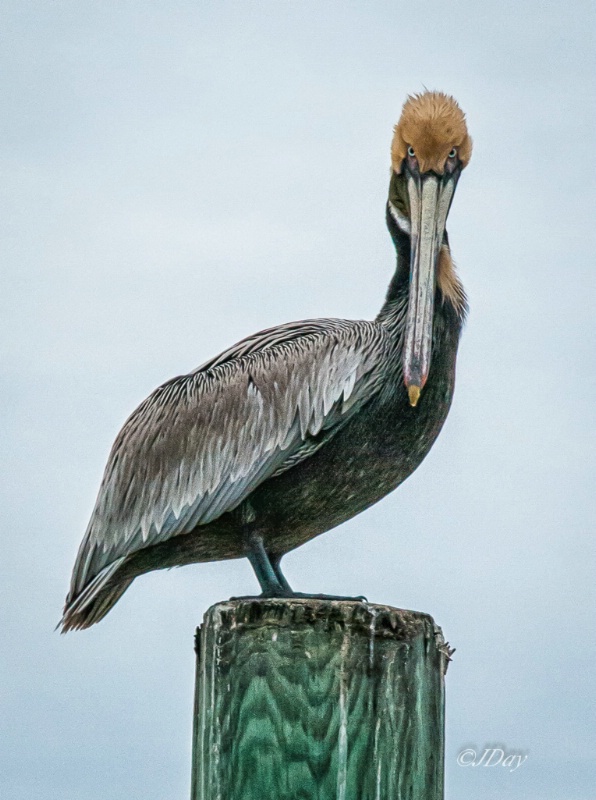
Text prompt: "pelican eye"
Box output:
[[407, 146, 415, 157], [448, 148, 457, 158]]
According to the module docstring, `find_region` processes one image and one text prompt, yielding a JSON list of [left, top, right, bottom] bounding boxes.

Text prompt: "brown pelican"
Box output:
[[61, 91, 472, 631]]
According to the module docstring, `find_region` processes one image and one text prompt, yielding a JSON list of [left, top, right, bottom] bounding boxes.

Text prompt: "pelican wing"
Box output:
[[69, 319, 388, 598]]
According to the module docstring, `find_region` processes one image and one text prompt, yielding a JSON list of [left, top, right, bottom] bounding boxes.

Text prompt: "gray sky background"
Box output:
[[1, 2, 595, 798]]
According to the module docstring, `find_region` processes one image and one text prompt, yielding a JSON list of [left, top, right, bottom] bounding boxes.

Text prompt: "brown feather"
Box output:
[[437, 245, 467, 316], [391, 91, 472, 174]]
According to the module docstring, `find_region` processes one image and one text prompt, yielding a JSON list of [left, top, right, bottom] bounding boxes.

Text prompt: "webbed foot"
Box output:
[[229, 591, 367, 603], [289, 592, 368, 602]]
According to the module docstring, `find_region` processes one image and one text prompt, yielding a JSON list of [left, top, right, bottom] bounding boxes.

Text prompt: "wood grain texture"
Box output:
[[191, 599, 450, 800]]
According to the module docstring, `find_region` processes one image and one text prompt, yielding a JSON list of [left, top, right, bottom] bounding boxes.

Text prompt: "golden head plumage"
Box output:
[[391, 91, 472, 175]]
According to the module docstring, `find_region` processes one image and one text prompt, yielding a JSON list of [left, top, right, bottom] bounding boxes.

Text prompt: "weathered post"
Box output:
[[191, 599, 451, 800]]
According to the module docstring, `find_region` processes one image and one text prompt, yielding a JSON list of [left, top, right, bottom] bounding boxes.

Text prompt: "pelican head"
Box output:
[[389, 91, 472, 406]]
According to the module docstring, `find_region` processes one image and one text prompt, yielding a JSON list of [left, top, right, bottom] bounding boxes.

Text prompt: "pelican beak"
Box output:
[[403, 171, 456, 406]]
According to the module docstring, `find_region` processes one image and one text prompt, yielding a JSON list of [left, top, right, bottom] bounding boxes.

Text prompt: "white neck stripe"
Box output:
[[388, 202, 411, 235]]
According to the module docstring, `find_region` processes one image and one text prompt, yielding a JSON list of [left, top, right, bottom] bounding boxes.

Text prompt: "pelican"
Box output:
[[61, 91, 472, 631]]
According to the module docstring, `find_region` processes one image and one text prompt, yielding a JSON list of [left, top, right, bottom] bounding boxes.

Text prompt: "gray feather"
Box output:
[[67, 318, 388, 602]]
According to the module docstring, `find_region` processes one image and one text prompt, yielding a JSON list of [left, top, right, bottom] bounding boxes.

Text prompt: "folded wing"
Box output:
[[68, 318, 388, 602]]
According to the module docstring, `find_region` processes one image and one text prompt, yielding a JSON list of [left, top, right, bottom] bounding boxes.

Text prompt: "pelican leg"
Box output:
[[247, 541, 367, 602], [270, 554, 293, 593], [245, 532, 293, 597], [235, 504, 366, 601]]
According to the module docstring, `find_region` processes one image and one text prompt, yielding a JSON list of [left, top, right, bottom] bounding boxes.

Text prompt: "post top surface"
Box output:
[[201, 598, 444, 646]]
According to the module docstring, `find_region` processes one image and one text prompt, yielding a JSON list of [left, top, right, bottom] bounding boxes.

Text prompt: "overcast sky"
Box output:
[[1, 2, 595, 798]]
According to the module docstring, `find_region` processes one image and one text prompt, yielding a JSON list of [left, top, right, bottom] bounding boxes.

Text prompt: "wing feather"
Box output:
[[69, 319, 387, 598]]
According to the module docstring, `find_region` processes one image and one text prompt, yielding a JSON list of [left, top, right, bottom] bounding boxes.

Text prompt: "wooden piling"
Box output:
[[191, 599, 450, 800]]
